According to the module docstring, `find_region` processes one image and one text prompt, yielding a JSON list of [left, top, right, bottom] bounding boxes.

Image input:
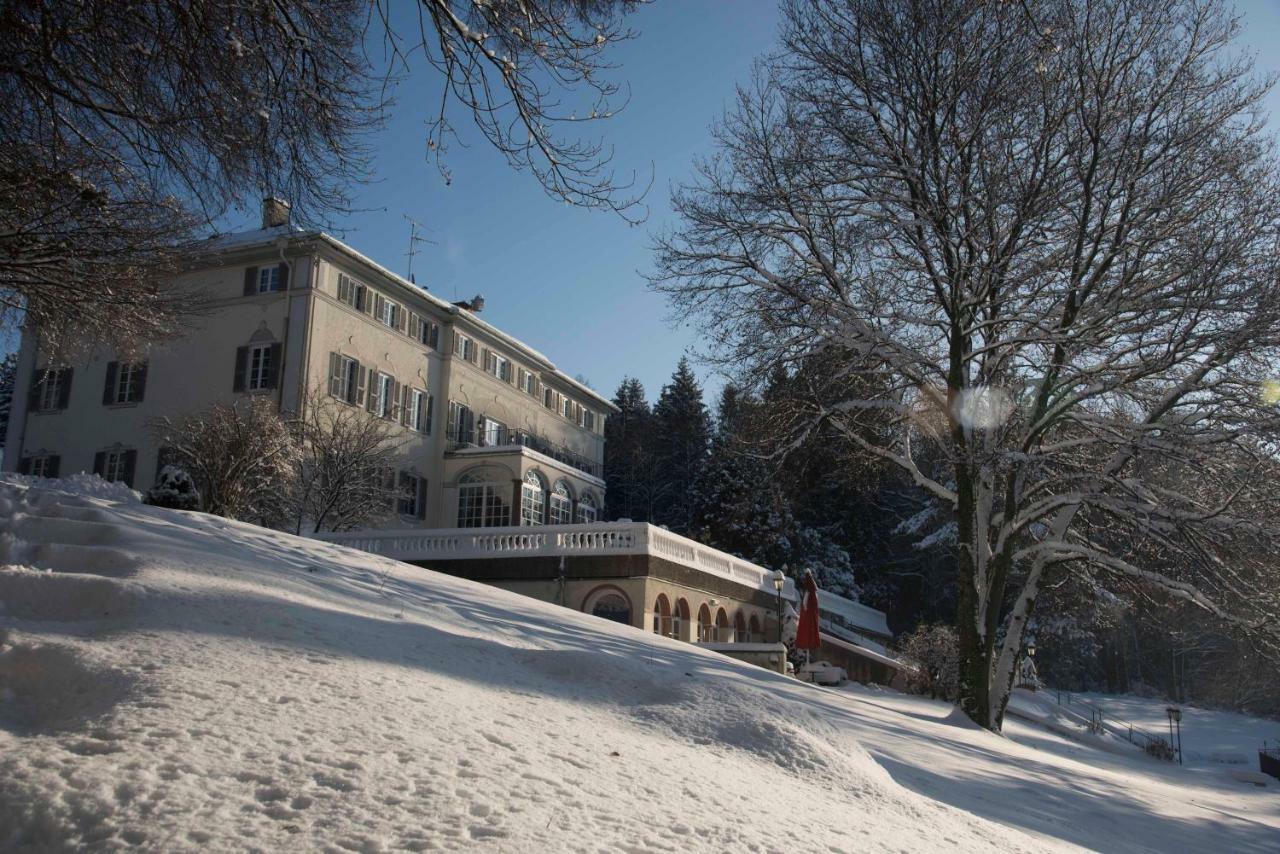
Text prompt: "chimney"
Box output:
[[262, 196, 291, 229]]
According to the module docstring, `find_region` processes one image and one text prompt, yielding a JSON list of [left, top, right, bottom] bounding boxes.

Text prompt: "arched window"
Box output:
[[588, 591, 629, 624], [734, 611, 747, 643], [652, 594, 672, 637], [575, 493, 598, 524], [520, 470, 546, 526], [548, 480, 573, 525], [697, 604, 714, 643], [457, 472, 509, 528], [673, 598, 690, 642]]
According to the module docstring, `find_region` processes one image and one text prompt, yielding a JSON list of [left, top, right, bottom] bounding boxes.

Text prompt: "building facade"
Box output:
[[2, 201, 617, 530]]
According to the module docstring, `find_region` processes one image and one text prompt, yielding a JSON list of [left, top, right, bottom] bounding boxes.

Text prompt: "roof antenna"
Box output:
[[403, 215, 436, 287]]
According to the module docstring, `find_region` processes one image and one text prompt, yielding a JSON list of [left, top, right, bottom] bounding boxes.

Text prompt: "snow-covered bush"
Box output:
[[898, 624, 959, 701], [145, 465, 201, 511]]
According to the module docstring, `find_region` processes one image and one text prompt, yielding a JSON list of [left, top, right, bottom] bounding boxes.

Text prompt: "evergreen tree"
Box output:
[[0, 351, 15, 455], [650, 357, 711, 532], [603, 377, 654, 521]]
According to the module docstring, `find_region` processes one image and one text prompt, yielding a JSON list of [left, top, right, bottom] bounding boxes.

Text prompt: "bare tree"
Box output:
[[382, 0, 650, 219], [3, 0, 647, 358], [150, 398, 298, 521], [654, 0, 1280, 729], [1, 0, 380, 356], [292, 394, 408, 534]]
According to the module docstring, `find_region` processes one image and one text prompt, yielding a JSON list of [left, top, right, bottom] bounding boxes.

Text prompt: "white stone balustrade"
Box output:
[[318, 522, 797, 599]]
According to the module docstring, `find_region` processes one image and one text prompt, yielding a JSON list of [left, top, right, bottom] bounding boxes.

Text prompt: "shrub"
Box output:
[[145, 465, 201, 511]]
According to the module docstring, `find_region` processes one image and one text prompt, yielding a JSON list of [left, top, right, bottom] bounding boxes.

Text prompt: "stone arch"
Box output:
[[748, 614, 762, 643], [673, 598, 692, 642], [582, 584, 633, 626], [715, 607, 731, 643], [733, 611, 748, 643], [652, 593, 672, 637], [697, 603, 714, 643]]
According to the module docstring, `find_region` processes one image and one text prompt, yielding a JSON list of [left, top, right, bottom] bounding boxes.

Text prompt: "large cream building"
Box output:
[[2, 199, 616, 530]]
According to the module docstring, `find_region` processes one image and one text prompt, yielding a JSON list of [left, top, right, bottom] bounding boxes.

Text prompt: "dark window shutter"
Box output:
[[267, 343, 283, 389], [328, 353, 342, 397], [47, 455, 60, 478], [18, 456, 30, 475], [244, 267, 258, 296], [277, 262, 290, 291], [416, 479, 428, 520], [354, 360, 366, 406], [92, 451, 106, 477], [232, 347, 247, 392], [122, 450, 137, 487], [133, 363, 147, 402], [364, 369, 375, 413], [102, 362, 119, 405], [425, 394, 434, 435], [389, 380, 400, 421], [57, 368, 73, 409]]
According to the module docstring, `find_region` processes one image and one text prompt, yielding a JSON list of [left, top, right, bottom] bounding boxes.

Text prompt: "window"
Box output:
[[410, 314, 441, 349], [575, 494, 597, 524], [520, 369, 537, 396], [548, 480, 572, 525], [103, 361, 147, 405], [582, 410, 596, 431], [408, 389, 431, 433], [93, 448, 136, 487], [479, 416, 508, 447], [455, 333, 476, 363], [543, 388, 555, 410], [380, 299, 401, 330], [375, 373, 396, 419], [247, 345, 274, 391], [328, 353, 362, 405], [31, 367, 72, 412], [23, 454, 60, 478], [447, 401, 475, 444], [337, 274, 371, 312], [590, 593, 631, 625], [258, 266, 280, 293], [398, 472, 427, 520], [520, 470, 546, 526], [562, 396, 573, 420], [485, 352, 511, 382], [457, 473, 510, 527], [234, 346, 279, 394]]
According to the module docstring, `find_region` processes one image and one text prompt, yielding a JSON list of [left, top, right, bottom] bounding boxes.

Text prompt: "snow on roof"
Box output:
[[818, 590, 891, 638], [190, 225, 618, 413], [821, 632, 908, 671]]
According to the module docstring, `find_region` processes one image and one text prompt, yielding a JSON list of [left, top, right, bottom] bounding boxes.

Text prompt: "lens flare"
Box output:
[[954, 387, 1014, 430]]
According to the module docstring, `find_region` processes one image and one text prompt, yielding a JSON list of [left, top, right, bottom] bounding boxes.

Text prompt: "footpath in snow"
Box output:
[[0, 476, 1277, 852]]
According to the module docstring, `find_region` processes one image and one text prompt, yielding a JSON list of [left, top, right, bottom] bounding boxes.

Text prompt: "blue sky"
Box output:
[[18, 2, 1280, 406]]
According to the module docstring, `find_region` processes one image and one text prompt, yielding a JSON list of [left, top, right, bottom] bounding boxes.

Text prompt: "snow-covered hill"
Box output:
[[1, 477, 1276, 852]]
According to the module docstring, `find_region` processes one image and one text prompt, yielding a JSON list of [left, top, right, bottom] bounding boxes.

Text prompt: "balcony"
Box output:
[[318, 521, 798, 600], [446, 423, 603, 479]]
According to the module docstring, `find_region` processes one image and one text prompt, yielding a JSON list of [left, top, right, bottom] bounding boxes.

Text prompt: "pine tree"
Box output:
[[603, 377, 654, 521], [650, 357, 711, 532], [0, 352, 15, 455]]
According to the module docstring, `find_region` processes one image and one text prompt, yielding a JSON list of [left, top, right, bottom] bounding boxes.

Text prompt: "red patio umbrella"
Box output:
[[795, 571, 821, 652]]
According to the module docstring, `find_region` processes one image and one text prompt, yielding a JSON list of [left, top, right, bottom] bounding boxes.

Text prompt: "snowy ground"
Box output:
[[1, 477, 1277, 852]]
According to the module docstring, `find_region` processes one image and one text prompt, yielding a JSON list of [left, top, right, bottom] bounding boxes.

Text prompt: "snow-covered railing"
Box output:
[[318, 522, 797, 598]]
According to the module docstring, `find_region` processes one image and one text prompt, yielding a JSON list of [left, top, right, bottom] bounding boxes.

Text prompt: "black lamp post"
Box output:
[[772, 569, 786, 644]]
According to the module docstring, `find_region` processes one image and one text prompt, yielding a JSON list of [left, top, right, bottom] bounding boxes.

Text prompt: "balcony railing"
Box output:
[[446, 423, 602, 478], [318, 521, 799, 600]]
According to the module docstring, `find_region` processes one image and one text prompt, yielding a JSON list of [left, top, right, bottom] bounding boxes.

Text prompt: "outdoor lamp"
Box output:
[[772, 570, 786, 592], [1027, 642, 1036, 658]]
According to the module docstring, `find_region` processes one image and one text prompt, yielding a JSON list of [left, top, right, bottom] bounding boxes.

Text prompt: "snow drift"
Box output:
[[1, 476, 1276, 852]]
